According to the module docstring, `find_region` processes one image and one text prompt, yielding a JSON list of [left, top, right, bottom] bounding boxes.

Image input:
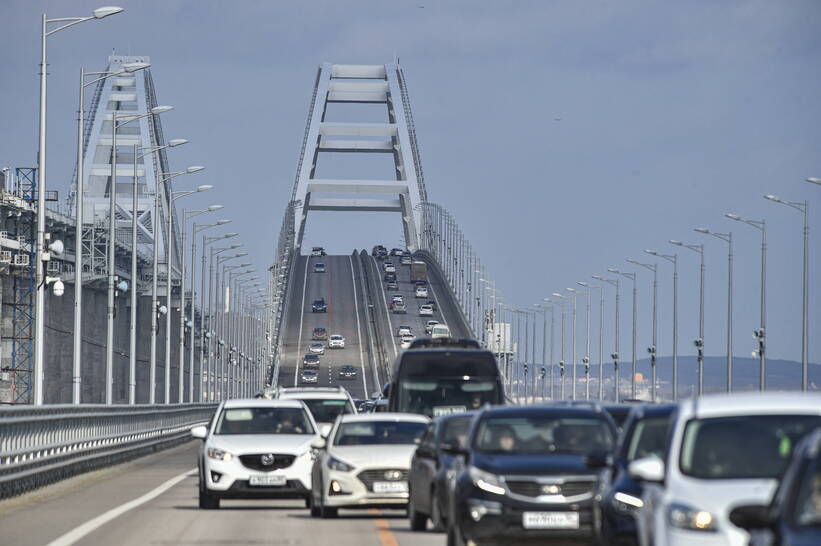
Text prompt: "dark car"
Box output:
[[425, 300, 437, 311], [600, 404, 676, 546], [446, 405, 617, 546], [337, 365, 357, 380], [303, 354, 320, 369], [312, 327, 327, 340], [384, 272, 397, 282], [409, 412, 477, 532], [311, 298, 327, 313], [730, 427, 821, 546]]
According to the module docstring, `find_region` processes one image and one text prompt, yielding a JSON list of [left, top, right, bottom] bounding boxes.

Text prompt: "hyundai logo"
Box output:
[[383, 470, 403, 480], [261, 454, 275, 466], [541, 484, 560, 495]]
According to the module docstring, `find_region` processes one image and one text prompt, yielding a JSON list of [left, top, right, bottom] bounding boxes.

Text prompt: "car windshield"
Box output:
[[474, 415, 615, 455], [305, 355, 319, 362], [334, 421, 426, 446], [795, 457, 821, 527], [214, 407, 314, 435], [300, 398, 355, 424], [679, 415, 821, 479], [626, 416, 671, 462]]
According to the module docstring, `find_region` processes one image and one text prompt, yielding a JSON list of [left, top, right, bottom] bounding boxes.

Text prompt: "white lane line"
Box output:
[[45, 468, 197, 546], [349, 256, 368, 396], [294, 256, 310, 386], [371, 256, 398, 360]]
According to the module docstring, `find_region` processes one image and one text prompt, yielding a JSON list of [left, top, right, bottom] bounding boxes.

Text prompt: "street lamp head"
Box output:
[[150, 105, 173, 115], [543, 298, 552, 302], [626, 258, 640, 265], [577, 281, 589, 287], [167, 138, 188, 147], [764, 194, 780, 203], [566, 287, 576, 292], [206, 205, 224, 211], [235, 252, 248, 257], [607, 268, 619, 274], [725, 213, 741, 220], [122, 62, 150, 73], [239, 263, 252, 267], [644, 249, 658, 256], [694, 228, 709, 234], [216, 219, 231, 225], [592, 275, 604, 281], [669, 240, 682, 246], [807, 177, 821, 185], [186, 166, 205, 174], [196, 184, 213, 192], [222, 233, 238, 239], [93, 6, 124, 18], [229, 244, 242, 249], [551, 292, 563, 298]]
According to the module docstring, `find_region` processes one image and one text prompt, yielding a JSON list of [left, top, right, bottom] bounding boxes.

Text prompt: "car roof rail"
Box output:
[[407, 337, 482, 350]]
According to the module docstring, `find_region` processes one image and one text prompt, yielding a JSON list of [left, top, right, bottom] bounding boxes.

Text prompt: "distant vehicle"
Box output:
[[391, 294, 404, 303], [397, 325, 412, 337], [311, 246, 326, 257], [383, 260, 394, 270], [192, 399, 319, 509], [415, 286, 428, 298], [390, 248, 405, 256], [337, 365, 357, 380], [400, 334, 416, 349], [371, 399, 390, 412], [386, 280, 398, 290], [388, 338, 505, 417], [430, 324, 450, 339], [308, 342, 325, 355], [303, 354, 321, 369], [425, 300, 437, 311], [384, 272, 396, 282], [314, 262, 326, 273], [275, 387, 358, 433], [300, 370, 319, 384], [425, 320, 439, 334], [384, 263, 396, 273], [312, 327, 327, 340], [372, 245, 387, 257], [311, 298, 327, 313], [401, 256, 412, 265], [328, 334, 345, 349], [410, 261, 427, 283], [419, 304, 434, 317], [392, 301, 407, 314]]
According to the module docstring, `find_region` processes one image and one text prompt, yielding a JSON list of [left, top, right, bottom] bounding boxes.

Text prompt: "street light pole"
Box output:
[[610, 269, 637, 398], [578, 283, 602, 400], [646, 250, 678, 400], [628, 259, 658, 401], [565, 288, 579, 401], [670, 240, 704, 396], [593, 276, 619, 401]]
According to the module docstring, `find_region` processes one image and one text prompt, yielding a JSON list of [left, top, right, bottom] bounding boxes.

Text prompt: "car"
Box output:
[[337, 365, 358, 380], [386, 281, 399, 290], [446, 404, 617, 546], [192, 399, 320, 509], [399, 334, 416, 349], [419, 304, 434, 317], [328, 334, 345, 349], [401, 256, 412, 265], [631, 392, 821, 546], [415, 286, 428, 298], [392, 301, 407, 314], [384, 272, 396, 282], [303, 354, 321, 369], [408, 412, 477, 531], [425, 300, 437, 311], [430, 324, 450, 339], [383, 260, 394, 270], [370, 399, 390, 413], [301, 370, 319, 384], [384, 264, 396, 274], [397, 325, 412, 337], [372, 245, 387, 257], [729, 427, 821, 546], [600, 403, 676, 546], [309, 413, 430, 517], [275, 387, 358, 433], [312, 299, 327, 313], [390, 248, 404, 256], [391, 294, 404, 303], [308, 342, 325, 355], [425, 320, 439, 334], [312, 327, 327, 341], [314, 262, 326, 273], [311, 246, 326, 257]]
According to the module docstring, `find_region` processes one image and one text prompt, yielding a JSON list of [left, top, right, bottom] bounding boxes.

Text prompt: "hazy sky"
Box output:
[[1, 0, 819, 365]]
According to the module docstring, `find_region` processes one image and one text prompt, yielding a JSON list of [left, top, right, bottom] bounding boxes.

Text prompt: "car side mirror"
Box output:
[[320, 424, 332, 438], [585, 451, 612, 469], [311, 437, 327, 450], [191, 425, 208, 440], [628, 456, 665, 483], [441, 442, 468, 458], [729, 504, 775, 531]]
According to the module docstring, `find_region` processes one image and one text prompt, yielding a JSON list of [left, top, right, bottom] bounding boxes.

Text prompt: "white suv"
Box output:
[[309, 413, 429, 517], [276, 387, 358, 434], [328, 334, 345, 349], [192, 399, 320, 509], [630, 392, 821, 546]]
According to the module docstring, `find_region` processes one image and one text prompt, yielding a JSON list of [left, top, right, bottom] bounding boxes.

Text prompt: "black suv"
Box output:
[[311, 298, 327, 313], [303, 354, 320, 369], [337, 365, 357, 380], [446, 405, 617, 546]]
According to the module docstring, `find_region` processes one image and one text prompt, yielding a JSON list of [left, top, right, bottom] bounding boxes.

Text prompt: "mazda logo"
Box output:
[[261, 454, 275, 466], [383, 470, 402, 480], [541, 484, 560, 494]]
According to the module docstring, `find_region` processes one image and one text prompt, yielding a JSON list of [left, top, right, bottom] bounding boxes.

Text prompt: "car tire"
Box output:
[[198, 479, 220, 509], [408, 492, 427, 531], [446, 523, 466, 546], [318, 489, 338, 518]]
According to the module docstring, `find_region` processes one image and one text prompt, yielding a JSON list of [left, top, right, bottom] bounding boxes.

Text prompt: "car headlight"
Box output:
[[612, 491, 644, 513], [327, 456, 355, 473], [206, 447, 234, 462], [667, 502, 718, 532], [469, 466, 506, 495]]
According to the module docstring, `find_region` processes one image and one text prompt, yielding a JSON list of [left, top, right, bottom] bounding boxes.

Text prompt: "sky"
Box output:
[[0, 0, 819, 365]]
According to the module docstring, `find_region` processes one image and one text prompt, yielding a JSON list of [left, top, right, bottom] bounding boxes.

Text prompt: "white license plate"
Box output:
[[522, 511, 580, 529], [249, 474, 287, 486], [432, 405, 466, 417], [373, 481, 408, 493]]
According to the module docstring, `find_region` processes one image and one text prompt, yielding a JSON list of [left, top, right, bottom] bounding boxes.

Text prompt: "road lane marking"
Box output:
[[45, 468, 197, 546], [349, 256, 368, 396], [294, 256, 310, 386], [369, 509, 400, 546]]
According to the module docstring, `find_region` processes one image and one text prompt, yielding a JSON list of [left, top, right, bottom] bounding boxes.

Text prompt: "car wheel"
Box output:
[[318, 488, 338, 518], [446, 523, 465, 546], [408, 491, 427, 531], [198, 477, 220, 509]]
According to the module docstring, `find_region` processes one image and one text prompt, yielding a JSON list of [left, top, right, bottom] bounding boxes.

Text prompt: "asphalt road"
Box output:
[[0, 442, 444, 546]]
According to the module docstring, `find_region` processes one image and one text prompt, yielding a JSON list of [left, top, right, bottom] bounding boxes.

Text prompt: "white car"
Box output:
[[391, 294, 404, 303], [328, 334, 345, 349], [192, 399, 320, 509], [309, 413, 429, 517], [384, 264, 396, 273], [424, 320, 439, 334], [383, 261, 394, 271], [308, 342, 325, 355], [631, 392, 821, 546], [419, 305, 434, 317], [430, 324, 450, 339], [399, 334, 416, 349], [414, 286, 428, 298], [397, 325, 412, 337], [276, 387, 358, 433]]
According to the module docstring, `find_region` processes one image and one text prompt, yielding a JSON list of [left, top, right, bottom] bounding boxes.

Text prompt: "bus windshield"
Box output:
[[392, 351, 503, 417]]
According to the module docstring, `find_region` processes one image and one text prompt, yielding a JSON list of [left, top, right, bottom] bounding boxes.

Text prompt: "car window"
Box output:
[[626, 417, 670, 462], [334, 421, 427, 446], [794, 458, 821, 527], [300, 398, 355, 423], [214, 407, 314, 435], [474, 415, 614, 455]]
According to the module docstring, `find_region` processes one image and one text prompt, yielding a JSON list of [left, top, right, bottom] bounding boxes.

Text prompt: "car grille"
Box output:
[[506, 479, 595, 499], [239, 453, 296, 471], [357, 469, 408, 491]]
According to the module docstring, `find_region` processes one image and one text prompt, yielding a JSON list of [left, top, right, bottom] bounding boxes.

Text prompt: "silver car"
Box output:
[[308, 342, 325, 355]]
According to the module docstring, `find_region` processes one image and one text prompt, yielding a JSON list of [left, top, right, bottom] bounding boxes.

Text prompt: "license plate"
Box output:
[[249, 474, 287, 486], [432, 405, 466, 417], [522, 511, 580, 529], [373, 481, 408, 493]]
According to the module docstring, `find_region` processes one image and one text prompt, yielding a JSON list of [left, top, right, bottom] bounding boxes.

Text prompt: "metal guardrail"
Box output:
[[0, 404, 217, 499]]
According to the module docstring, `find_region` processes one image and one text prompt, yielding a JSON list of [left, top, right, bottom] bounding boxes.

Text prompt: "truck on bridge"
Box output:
[[410, 260, 427, 283]]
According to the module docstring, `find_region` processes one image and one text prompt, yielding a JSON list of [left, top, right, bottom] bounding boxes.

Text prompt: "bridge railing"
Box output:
[[0, 403, 216, 499]]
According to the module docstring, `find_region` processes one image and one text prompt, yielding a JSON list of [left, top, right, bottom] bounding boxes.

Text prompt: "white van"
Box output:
[[430, 324, 450, 339]]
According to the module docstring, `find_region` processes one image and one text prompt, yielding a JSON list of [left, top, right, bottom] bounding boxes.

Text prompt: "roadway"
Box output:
[[0, 442, 443, 546]]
